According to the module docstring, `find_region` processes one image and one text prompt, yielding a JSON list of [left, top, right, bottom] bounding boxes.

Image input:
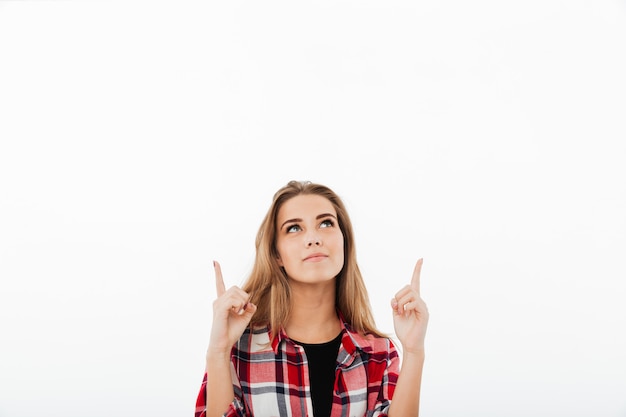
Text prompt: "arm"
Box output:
[[202, 261, 256, 417], [387, 259, 429, 417], [205, 350, 236, 416], [387, 350, 425, 416]]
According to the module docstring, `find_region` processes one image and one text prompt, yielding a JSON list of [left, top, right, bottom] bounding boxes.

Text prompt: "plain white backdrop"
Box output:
[[1, 1, 625, 416]]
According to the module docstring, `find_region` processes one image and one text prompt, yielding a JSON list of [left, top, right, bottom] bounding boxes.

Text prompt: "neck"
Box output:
[[285, 279, 341, 343]]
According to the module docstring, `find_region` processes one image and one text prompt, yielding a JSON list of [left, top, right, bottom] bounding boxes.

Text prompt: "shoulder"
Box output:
[[336, 315, 392, 354], [232, 326, 273, 354], [344, 328, 397, 357]]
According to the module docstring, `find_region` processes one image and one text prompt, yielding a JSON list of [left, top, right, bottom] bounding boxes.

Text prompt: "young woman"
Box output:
[[195, 181, 428, 417]]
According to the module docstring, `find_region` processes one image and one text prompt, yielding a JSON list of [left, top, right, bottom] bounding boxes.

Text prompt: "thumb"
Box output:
[[241, 302, 257, 320]]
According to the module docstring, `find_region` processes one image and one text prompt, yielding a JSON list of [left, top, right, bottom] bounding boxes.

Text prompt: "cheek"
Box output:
[[275, 240, 294, 267], [275, 241, 284, 266], [332, 234, 345, 257]]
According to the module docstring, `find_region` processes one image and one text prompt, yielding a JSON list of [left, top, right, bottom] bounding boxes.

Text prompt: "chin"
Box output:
[[289, 274, 337, 285]]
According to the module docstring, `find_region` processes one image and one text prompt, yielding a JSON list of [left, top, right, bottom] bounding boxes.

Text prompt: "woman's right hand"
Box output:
[[207, 261, 257, 356]]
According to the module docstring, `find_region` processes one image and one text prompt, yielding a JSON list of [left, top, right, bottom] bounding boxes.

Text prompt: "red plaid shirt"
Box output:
[[195, 318, 399, 417]]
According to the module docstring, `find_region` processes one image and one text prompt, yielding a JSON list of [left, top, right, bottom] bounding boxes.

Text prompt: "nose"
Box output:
[[305, 232, 321, 247]]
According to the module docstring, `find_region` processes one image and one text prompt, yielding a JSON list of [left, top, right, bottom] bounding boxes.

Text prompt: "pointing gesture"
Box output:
[[208, 261, 257, 355], [411, 257, 422, 294], [391, 258, 429, 353], [214, 260, 226, 297]]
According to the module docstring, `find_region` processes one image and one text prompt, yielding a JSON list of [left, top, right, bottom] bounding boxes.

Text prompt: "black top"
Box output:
[[292, 332, 343, 417]]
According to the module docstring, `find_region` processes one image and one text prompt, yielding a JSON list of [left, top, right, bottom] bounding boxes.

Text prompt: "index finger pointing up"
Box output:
[[214, 260, 226, 296], [411, 258, 423, 293]]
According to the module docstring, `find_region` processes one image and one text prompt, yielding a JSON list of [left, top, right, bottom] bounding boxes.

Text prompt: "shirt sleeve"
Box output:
[[368, 338, 400, 417], [194, 372, 208, 417], [194, 368, 248, 417]]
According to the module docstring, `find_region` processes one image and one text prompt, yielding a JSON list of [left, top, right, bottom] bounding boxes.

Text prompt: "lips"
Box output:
[[304, 253, 327, 262]]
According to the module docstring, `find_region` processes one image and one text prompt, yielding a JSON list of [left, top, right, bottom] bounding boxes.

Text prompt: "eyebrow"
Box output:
[[280, 213, 337, 230]]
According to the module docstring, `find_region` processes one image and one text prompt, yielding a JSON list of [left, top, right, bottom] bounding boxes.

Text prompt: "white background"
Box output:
[[1, 1, 625, 416]]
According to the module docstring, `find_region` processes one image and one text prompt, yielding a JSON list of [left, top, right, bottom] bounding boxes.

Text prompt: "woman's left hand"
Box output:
[[391, 258, 429, 353]]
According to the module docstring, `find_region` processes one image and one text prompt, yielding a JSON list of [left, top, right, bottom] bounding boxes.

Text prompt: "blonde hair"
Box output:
[[242, 180, 385, 340]]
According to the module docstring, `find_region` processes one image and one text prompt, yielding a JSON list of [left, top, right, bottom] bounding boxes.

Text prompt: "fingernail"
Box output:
[[213, 260, 216, 267]]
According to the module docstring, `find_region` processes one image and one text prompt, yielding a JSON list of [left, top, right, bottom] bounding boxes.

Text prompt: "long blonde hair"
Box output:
[[242, 180, 385, 340]]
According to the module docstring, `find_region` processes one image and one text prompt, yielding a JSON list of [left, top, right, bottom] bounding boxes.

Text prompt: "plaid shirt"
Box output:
[[195, 318, 399, 417]]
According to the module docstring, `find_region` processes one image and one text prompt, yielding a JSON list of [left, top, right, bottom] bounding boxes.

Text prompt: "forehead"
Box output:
[[277, 194, 336, 221]]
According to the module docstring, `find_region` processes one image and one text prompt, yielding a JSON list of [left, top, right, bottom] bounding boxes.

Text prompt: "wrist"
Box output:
[[206, 347, 232, 363], [402, 348, 425, 360]]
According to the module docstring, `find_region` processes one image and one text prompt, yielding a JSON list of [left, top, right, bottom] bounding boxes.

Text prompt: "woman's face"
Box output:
[[275, 194, 344, 285]]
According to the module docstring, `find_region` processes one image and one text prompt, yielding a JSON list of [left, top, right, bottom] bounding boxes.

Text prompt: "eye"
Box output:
[[286, 224, 302, 233], [320, 219, 335, 228]]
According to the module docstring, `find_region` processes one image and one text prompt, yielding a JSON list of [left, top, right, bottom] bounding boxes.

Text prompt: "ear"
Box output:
[[276, 255, 283, 267]]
